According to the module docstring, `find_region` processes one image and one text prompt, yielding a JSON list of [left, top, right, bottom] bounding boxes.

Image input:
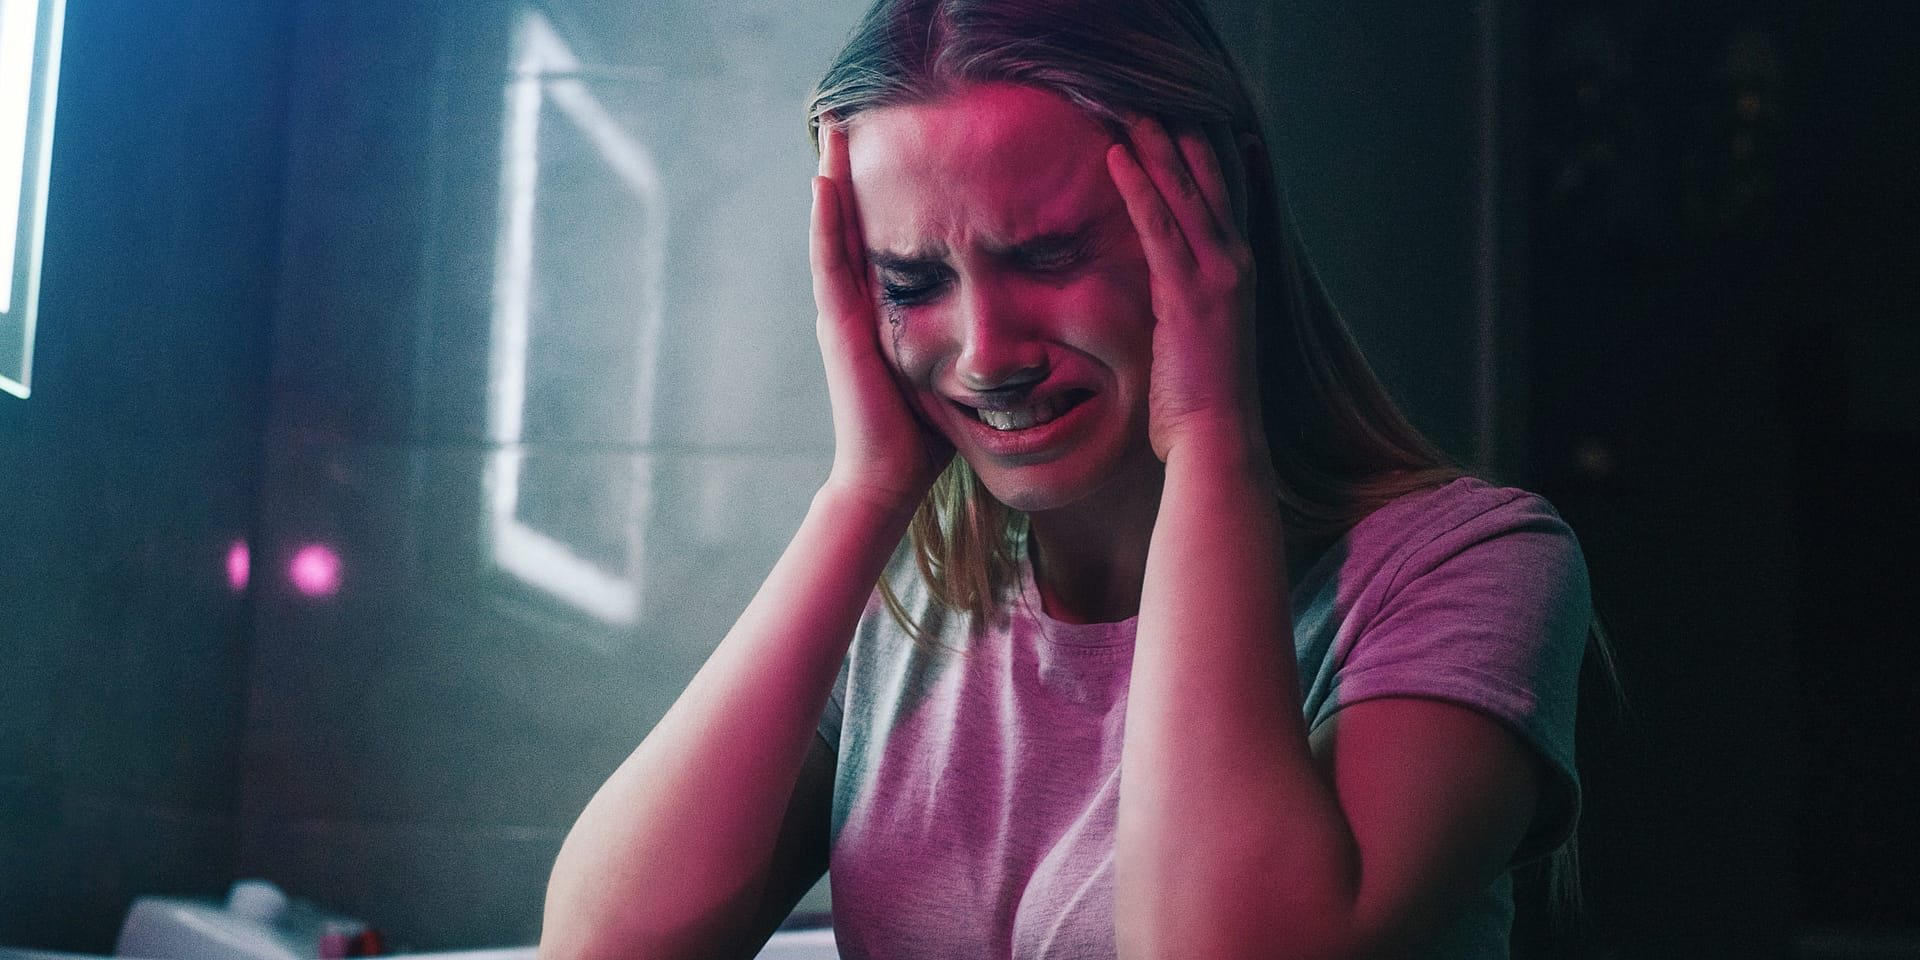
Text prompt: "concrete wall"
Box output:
[[0, 0, 290, 948], [0, 0, 1499, 949]]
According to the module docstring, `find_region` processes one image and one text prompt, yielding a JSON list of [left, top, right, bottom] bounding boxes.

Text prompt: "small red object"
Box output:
[[346, 928, 385, 957]]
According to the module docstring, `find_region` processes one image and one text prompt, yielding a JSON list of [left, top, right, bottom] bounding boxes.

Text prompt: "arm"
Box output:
[[1120, 434, 1543, 960], [734, 731, 837, 946], [542, 119, 942, 960], [1108, 119, 1545, 960], [540, 488, 904, 960]]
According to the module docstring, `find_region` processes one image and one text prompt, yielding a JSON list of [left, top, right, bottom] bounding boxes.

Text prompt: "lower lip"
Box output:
[[958, 394, 1096, 460]]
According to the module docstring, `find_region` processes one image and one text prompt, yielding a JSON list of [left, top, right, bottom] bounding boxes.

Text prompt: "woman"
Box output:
[[542, 1, 1595, 957]]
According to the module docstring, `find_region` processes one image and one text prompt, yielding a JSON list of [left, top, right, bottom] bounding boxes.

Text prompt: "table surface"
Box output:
[[0, 929, 840, 960]]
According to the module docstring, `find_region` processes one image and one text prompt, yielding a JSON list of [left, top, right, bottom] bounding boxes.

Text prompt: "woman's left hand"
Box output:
[[1106, 117, 1266, 465]]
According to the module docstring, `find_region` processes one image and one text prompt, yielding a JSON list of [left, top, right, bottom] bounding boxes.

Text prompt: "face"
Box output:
[[847, 83, 1160, 514]]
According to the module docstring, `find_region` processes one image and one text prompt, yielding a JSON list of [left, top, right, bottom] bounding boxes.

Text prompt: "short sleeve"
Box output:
[[1328, 489, 1592, 867]]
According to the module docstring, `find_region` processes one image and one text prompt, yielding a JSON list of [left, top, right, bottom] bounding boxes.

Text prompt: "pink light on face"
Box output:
[[289, 544, 342, 597], [226, 540, 251, 592]]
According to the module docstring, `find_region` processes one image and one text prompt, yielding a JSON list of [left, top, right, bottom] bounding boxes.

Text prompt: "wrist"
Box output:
[[814, 475, 925, 531], [1160, 411, 1274, 477]]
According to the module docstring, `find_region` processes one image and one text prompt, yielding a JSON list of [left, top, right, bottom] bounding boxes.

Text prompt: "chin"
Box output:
[[966, 451, 1149, 517], [974, 480, 1078, 515]]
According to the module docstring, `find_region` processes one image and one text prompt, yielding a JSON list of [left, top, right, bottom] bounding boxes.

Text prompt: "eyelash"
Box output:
[[876, 243, 1091, 307], [1025, 243, 1088, 272], [879, 276, 945, 307]]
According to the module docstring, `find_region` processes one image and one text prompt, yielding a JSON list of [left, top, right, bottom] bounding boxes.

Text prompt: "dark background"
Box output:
[[1, 0, 1914, 957], [1519, 1, 1919, 958]]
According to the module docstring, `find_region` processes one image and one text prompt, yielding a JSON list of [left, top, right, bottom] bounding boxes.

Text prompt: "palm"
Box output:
[[811, 122, 952, 510], [1108, 118, 1265, 463]]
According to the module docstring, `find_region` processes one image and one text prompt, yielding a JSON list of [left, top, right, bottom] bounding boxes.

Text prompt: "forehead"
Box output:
[[847, 84, 1120, 253]]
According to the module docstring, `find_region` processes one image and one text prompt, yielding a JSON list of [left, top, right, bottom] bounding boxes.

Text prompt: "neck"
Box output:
[[1025, 464, 1164, 625]]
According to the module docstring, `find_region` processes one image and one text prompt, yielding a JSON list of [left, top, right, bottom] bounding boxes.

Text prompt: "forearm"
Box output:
[[542, 484, 910, 960], [1117, 435, 1360, 959]]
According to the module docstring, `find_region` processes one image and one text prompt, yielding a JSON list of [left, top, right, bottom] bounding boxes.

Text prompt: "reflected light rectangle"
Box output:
[[484, 9, 665, 629]]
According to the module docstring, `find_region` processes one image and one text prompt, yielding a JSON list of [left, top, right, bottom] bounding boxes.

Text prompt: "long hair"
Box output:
[[809, 0, 1461, 623], [807, 0, 1619, 935]]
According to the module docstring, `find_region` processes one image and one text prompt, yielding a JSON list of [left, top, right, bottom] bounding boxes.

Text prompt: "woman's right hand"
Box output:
[[811, 119, 952, 514]]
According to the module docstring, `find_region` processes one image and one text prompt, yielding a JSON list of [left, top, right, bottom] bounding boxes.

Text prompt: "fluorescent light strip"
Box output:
[[0, 0, 46, 312]]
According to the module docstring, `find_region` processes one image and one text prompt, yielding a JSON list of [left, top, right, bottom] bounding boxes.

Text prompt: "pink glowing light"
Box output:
[[226, 540, 251, 592], [289, 544, 342, 597]]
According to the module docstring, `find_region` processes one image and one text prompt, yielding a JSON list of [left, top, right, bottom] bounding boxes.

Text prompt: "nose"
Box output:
[[953, 279, 1048, 392]]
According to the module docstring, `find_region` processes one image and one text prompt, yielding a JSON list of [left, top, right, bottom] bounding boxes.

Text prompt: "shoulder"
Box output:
[[1341, 476, 1585, 594], [1297, 475, 1592, 673], [1315, 477, 1593, 867], [1357, 475, 1570, 546]]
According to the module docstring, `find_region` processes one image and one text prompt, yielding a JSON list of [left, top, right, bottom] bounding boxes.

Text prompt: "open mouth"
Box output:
[[959, 389, 1093, 432]]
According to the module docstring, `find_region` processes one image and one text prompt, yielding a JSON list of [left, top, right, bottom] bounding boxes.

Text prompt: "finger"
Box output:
[[1122, 116, 1211, 257], [815, 117, 832, 177], [810, 175, 869, 322], [1175, 125, 1235, 242], [1107, 141, 1197, 280], [820, 119, 870, 298]]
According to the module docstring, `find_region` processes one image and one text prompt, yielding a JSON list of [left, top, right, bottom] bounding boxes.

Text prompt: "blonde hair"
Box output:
[[808, 0, 1621, 935], [809, 0, 1462, 619]]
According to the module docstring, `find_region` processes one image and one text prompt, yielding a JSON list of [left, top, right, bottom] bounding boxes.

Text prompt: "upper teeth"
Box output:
[[977, 395, 1072, 431]]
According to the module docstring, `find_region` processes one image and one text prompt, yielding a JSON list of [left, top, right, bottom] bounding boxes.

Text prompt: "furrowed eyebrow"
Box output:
[[867, 227, 1095, 269], [1001, 230, 1088, 259], [867, 249, 946, 272]]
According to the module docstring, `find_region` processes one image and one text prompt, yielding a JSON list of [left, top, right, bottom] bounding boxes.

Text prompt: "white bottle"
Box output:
[[114, 880, 365, 960]]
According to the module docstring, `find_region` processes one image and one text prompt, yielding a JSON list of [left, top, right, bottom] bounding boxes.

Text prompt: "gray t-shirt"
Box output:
[[818, 476, 1590, 958]]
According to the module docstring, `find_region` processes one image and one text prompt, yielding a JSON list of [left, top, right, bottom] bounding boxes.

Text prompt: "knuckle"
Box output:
[[1149, 207, 1179, 239]]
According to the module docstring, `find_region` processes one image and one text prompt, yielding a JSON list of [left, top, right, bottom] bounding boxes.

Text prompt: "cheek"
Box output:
[[879, 302, 944, 386], [1070, 270, 1156, 358]]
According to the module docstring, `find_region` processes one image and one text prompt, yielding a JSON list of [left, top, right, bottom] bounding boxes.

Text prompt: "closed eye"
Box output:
[[1012, 234, 1097, 274], [878, 269, 949, 306]]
